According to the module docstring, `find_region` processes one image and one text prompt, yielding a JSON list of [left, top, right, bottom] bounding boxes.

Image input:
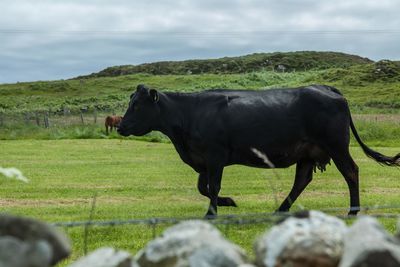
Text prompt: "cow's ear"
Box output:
[[149, 89, 159, 103], [136, 84, 148, 93]]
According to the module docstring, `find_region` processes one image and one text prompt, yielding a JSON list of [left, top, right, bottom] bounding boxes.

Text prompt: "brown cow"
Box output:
[[105, 115, 123, 135]]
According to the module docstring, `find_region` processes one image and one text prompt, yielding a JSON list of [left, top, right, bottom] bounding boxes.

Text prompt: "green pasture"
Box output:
[[1, 139, 400, 265]]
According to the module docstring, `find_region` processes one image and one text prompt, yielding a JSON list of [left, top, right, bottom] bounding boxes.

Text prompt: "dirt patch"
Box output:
[[0, 198, 90, 207], [353, 114, 400, 123], [0, 196, 142, 208]]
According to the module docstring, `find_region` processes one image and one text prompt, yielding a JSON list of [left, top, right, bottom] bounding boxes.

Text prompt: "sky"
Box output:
[[1, 0, 400, 84]]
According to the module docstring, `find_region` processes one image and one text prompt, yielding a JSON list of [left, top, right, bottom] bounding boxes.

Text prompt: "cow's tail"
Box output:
[[349, 114, 400, 166], [323, 85, 400, 166]]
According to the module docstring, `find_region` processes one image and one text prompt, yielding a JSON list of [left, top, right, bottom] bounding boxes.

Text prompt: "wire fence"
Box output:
[[1, 111, 398, 130], [52, 204, 400, 230], [51, 196, 400, 255], [0, 108, 126, 129]]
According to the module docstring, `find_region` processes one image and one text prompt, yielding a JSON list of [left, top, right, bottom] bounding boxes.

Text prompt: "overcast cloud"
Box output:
[[1, 0, 399, 83]]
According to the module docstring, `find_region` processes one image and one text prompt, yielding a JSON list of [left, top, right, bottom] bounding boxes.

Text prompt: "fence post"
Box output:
[[24, 112, 30, 125], [35, 112, 40, 126], [93, 109, 97, 124], [63, 107, 70, 116], [83, 193, 98, 256], [80, 112, 84, 124], [44, 112, 50, 128]]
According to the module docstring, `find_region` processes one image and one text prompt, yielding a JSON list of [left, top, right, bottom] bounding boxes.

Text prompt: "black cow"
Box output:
[[118, 84, 400, 217]]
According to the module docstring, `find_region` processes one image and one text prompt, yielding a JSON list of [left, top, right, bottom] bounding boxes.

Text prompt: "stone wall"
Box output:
[[1, 211, 400, 267]]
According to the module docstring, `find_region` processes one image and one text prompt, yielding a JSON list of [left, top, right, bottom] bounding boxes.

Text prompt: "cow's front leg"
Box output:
[[197, 173, 237, 207], [205, 165, 224, 219]]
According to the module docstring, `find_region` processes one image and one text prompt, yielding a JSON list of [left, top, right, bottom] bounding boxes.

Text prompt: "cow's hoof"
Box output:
[[348, 206, 360, 216], [204, 214, 217, 220], [347, 211, 359, 216], [218, 197, 238, 207], [227, 197, 238, 207], [274, 209, 289, 214]]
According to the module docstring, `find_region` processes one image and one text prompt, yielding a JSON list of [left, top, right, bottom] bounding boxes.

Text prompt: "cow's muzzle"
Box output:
[[117, 126, 129, 137]]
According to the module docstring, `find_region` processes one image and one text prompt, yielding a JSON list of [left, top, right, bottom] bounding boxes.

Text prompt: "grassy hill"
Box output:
[[0, 51, 399, 115], [78, 51, 372, 78]]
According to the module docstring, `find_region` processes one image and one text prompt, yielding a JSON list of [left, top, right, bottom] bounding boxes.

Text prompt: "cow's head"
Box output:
[[118, 84, 160, 136]]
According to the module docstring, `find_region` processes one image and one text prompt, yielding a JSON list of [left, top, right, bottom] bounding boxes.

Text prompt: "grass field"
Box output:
[[1, 139, 400, 265]]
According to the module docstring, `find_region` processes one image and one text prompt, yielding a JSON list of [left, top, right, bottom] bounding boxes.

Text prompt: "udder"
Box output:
[[304, 143, 331, 172], [265, 142, 331, 170]]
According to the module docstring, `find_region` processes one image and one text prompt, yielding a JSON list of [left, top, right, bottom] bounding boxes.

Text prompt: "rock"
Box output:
[[134, 220, 248, 267], [255, 210, 346, 267], [339, 216, 400, 267], [25, 240, 53, 267], [0, 236, 52, 267], [68, 247, 132, 267], [395, 219, 400, 240], [0, 213, 71, 265], [0, 236, 30, 267]]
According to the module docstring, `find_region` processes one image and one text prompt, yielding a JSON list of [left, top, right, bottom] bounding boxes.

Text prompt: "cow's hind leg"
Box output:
[[197, 173, 237, 207], [203, 165, 224, 218], [331, 150, 360, 215], [276, 160, 314, 212]]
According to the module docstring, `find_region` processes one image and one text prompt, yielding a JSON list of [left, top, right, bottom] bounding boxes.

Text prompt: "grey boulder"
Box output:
[[339, 216, 400, 267], [68, 247, 132, 267], [0, 213, 71, 266], [255, 210, 346, 267], [0, 236, 52, 267], [134, 220, 248, 267]]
